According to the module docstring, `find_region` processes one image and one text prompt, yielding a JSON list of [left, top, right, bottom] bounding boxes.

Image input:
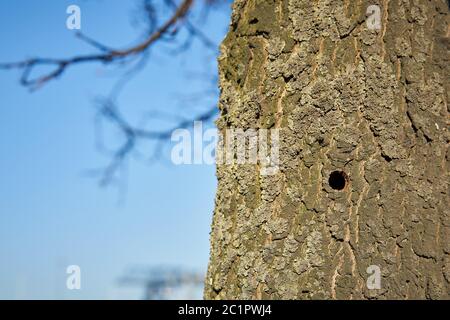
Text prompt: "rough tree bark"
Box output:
[[205, 0, 449, 299]]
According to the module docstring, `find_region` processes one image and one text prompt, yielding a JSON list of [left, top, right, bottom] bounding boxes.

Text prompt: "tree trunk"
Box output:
[[205, 0, 449, 299]]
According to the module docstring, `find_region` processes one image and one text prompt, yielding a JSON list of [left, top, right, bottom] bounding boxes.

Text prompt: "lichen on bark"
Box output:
[[205, 0, 449, 299]]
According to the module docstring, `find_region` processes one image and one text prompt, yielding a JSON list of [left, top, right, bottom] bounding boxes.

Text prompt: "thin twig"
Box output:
[[0, 0, 194, 90]]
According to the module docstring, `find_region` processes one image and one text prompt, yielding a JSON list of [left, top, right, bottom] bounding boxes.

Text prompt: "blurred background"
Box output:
[[0, 0, 231, 299]]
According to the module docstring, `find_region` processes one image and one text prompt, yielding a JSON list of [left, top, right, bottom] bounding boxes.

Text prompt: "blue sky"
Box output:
[[0, 0, 231, 299]]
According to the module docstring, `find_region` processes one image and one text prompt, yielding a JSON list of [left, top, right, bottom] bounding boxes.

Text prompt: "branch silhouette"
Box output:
[[0, 0, 225, 187], [0, 0, 194, 90]]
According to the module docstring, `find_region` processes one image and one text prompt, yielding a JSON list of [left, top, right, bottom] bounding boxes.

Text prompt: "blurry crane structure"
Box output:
[[117, 266, 204, 300]]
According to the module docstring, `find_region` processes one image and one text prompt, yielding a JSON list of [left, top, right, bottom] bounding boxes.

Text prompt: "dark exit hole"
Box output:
[[328, 171, 348, 191]]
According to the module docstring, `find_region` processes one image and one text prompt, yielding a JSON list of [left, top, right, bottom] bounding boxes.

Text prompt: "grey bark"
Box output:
[[205, 0, 449, 299]]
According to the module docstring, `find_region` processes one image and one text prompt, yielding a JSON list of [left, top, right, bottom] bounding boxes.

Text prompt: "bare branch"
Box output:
[[0, 0, 194, 90], [93, 99, 218, 186], [1, 0, 226, 189]]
